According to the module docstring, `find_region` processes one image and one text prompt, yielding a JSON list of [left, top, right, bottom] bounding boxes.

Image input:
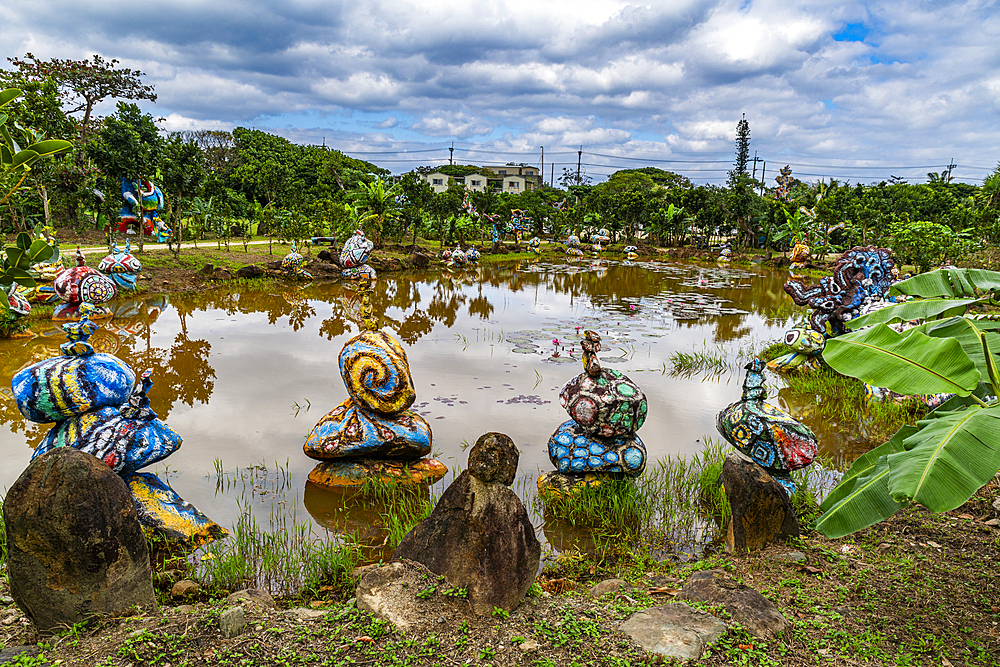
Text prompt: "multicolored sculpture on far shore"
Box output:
[[789, 241, 810, 270], [775, 165, 793, 201], [623, 245, 638, 259], [447, 245, 467, 267], [340, 229, 376, 279], [718, 243, 732, 263], [565, 235, 584, 256], [10, 317, 226, 546], [52, 247, 118, 322], [509, 209, 531, 243], [538, 330, 648, 499], [766, 328, 826, 372], [528, 237, 541, 255], [592, 228, 611, 244], [717, 359, 818, 495], [98, 240, 142, 292], [304, 273, 446, 488], [119, 178, 170, 242], [784, 246, 896, 336], [281, 241, 312, 279]]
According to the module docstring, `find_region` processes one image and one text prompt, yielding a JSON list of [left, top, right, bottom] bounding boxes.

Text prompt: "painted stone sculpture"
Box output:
[[789, 242, 810, 270], [98, 240, 142, 291], [784, 246, 896, 336], [538, 331, 647, 499], [466, 246, 481, 262], [528, 237, 541, 255], [766, 328, 826, 372], [448, 246, 467, 267], [11, 317, 226, 545], [593, 228, 611, 244], [119, 178, 170, 241], [281, 241, 312, 279], [623, 245, 638, 259], [52, 248, 117, 322], [340, 229, 376, 279], [775, 165, 793, 201], [716, 359, 818, 494], [304, 274, 445, 488], [565, 235, 584, 256]]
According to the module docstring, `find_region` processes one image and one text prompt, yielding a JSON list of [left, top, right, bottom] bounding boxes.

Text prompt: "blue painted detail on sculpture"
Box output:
[[303, 398, 431, 460], [784, 246, 896, 336], [548, 420, 646, 475], [119, 179, 169, 239], [98, 241, 142, 291], [11, 319, 136, 423], [716, 359, 819, 494]]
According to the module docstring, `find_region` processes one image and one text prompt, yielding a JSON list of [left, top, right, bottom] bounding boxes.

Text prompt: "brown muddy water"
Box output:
[[0, 259, 861, 555]]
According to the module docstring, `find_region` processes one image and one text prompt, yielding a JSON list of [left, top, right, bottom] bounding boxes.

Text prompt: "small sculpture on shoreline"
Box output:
[[98, 240, 143, 292], [766, 328, 826, 372], [53, 247, 117, 322], [716, 359, 818, 494], [565, 235, 584, 257], [281, 241, 312, 279], [340, 229, 376, 279], [538, 330, 648, 498]]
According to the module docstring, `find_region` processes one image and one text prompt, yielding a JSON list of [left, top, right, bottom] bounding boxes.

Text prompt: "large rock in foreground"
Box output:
[[2, 448, 157, 632], [618, 602, 726, 661], [677, 569, 789, 639], [393, 433, 541, 615], [722, 454, 799, 552]]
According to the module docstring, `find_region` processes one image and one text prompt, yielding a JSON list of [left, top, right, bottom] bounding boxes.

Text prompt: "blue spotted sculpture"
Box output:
[[716, 359, 818, 494], [538, 330, 647, 499], [11, 317, 226, 546]]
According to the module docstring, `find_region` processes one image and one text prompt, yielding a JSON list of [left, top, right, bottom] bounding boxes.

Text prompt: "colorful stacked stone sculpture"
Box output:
[[784, 246, 896, 336], [466, 246, 481, 262], [119, 178, 170, 241], [340, 229, 376, 279], [538, 331, 648, 498], [98, 241, 142, 292], [509, 209, 531, 243], [718, 243, 732, 263], [593, 228, 611, 244], [716, 359, 818, 494], [304, 274, 446, 488], [528, 237, 541, 255], [565, 235, 584, 256], [281, 241, 312, 279], [789, 242, 810, 270], [766, 328, 826, 372], [11, 317, 226, 545], [623, 245, 638, 259], [775, 165, 793, 201], [447, 245, 467, 267], [52, 247, 117, 322]]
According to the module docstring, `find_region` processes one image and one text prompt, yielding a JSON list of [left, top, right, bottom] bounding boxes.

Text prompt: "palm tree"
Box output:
[[351, 178, 401, 247]]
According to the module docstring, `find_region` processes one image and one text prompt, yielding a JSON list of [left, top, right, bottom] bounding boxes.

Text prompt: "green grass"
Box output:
[[0, 497, 6, 576]]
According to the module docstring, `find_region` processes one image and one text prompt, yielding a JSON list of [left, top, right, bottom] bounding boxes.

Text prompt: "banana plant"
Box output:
[[814, 267, 1000, 537], [1, 88, 73, 205]]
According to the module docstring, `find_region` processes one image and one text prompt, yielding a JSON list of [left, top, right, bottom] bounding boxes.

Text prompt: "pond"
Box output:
[[0, 258, 863, 557]]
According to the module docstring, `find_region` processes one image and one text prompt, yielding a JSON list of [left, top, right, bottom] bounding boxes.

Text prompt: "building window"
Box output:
[[498, 170, 507, 174], [471, 180, 481, 186], [508, 181, 519, 189], [525, 170, 535, 175], [432, 178, 443, 185]]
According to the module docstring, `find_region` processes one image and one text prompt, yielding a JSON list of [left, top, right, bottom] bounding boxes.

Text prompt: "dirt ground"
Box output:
[[1, 480, 998, 667]]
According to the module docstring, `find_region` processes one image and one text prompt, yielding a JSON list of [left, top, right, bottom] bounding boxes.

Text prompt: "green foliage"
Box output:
[[1, 88, 73, 207], [888, 218, 965, 272], [817, 268, 1000, 537]]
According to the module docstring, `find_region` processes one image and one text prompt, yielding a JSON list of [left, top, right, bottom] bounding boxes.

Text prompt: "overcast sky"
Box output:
[[3, 0, 998, 185]]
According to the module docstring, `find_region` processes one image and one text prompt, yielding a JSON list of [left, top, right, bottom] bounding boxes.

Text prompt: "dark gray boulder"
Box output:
[[393, 432, 540, 615], [677, 569, 789, 639], [3, 448, 157, 633], [722, 454, 799, 552]]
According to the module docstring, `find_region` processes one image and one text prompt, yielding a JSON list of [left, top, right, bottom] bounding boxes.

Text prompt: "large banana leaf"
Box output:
[[887, 404, 1000, 511], [0, 89, 20, 108], [818, 424, 915, 513], [823, 323, 981, 396], [849, 297, 986, 328], [891, 267, 1000, 298], [813, 458, 905, 538], [903, 317, 1000, 382], [25, 139, 72, 158]]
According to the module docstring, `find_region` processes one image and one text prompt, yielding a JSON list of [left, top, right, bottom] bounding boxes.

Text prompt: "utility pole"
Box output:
[[751, 152, 760, 180], [449, 143, 454, 165], [577, 146, 583, 186], [947, 158, 956, 183], [759, 162, 766, 195], [540, 146, 544, 190], [550, 163, 554, 188]]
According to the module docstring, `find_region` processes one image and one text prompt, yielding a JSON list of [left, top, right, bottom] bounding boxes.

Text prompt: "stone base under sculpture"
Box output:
[[127, 472, 228, 547], [722, 454, 799, 553], [308, 458, 447, 489], [536, 470, 633, 501]]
